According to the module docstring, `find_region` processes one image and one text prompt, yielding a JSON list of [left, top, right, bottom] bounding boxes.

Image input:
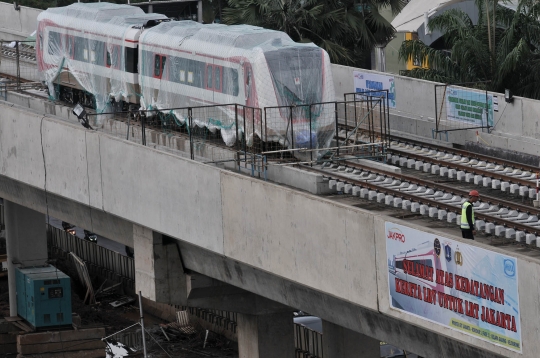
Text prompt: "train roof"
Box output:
[[140, 20, 318, 52], [38, 3, 169, 34]]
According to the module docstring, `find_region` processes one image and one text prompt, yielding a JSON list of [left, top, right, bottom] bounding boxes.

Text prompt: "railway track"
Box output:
[[387, 142, 538, 199], [8, 52, 540, 247], [302, 161, 540, 246], [0, 44, 36, 62], [338, 127, 539, 198]]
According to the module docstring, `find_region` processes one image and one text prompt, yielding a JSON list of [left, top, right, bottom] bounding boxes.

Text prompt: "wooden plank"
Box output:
[[18, 347, 106, 358], [0, 333, 17, 344], [11, 321, 33, 333], [18, 339, 105, 354], [0, 343, 17, 354], [17, 327, 105, 345], [4, 316, 22, 322]]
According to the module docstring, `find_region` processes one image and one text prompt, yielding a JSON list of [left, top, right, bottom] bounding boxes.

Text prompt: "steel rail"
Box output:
[[336, 123, 539, 173], [342, 161, 540, 216], [388, 148, 536, 187], [300, 164, 540, 235], [388, 134, 539, 173]]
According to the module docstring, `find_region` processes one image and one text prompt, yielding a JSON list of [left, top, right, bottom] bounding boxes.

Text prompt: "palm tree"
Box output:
[[398, 0, 540, 99], [223, 0, 407, 67]]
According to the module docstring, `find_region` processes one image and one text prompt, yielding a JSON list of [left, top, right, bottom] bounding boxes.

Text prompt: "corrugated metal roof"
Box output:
[[392, 0, 519, 33]]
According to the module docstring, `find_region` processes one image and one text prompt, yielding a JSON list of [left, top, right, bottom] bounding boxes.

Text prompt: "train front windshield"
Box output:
[[265, 47, 323, 107]]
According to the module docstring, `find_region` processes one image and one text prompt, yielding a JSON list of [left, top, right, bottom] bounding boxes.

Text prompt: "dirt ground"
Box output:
[[0, 271, 238, 358]]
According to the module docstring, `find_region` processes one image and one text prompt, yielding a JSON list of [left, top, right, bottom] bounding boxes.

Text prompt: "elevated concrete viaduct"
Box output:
[[2, 101, 538, 357]]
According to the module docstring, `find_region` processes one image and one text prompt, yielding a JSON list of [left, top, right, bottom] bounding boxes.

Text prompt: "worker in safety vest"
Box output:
[[461, 190, 480, 239]]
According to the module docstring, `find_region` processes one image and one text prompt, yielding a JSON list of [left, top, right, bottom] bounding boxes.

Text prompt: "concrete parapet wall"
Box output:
[[0, 2, 41, 40], [331, 64, 540, 162], [2, 102, 540, 357]]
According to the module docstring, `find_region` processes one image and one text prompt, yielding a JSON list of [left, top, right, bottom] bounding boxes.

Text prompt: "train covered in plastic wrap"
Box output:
[[36, 2, 335, 152]]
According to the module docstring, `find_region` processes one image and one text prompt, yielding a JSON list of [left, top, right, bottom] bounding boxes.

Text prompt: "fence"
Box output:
[[341, 92, 390, 160], [0, 40, 40, 84], [434, 83, 492, 137], [46, 224, 323, 357], [86, 103, 264, 163], [110, 309, 323, 358], [47, 225, 135, 294]]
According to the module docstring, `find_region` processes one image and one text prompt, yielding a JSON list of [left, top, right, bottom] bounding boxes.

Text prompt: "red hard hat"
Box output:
[[469, 190, 480, 197]]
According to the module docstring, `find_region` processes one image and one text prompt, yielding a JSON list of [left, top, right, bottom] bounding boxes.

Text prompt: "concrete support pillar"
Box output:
[[323, 320, 380, 357], [197, 0, 203, 23], [133, 224, 188, 304], [5, 201, 47, 316], [237, 312, 295, 358]]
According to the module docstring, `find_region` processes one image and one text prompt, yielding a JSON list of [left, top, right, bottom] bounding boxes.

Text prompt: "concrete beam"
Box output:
[[187, 273, 290, 315], [0, 175, 133, 247], [177, 240, 505, 358], [237, 312, 295, 358], [323, 320, 380, 357], [134, 224, 188, 304]]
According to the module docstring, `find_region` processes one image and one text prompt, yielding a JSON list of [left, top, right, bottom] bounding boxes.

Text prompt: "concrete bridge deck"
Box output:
[[1, 99, 539, 358]]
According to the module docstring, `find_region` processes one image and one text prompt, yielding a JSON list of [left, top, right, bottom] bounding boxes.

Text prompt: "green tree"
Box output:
[[398, 0, 540, 99], [223, 0, 407, 67]]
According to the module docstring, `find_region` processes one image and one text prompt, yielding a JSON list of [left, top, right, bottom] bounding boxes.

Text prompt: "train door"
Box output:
[[205, 63, 224, 104], [213, 65, 223, 95], [153, 54, 166, 80], [243, 62, 254, 107], [153, 54, 167, 101], [205, 63, 214, 103]]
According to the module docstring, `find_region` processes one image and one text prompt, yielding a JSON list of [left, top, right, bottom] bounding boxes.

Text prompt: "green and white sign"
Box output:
[[445, 87, 494, 127]]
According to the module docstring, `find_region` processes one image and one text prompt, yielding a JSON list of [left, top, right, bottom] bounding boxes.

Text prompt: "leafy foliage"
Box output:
[[399, 0, 540, 100], [223, 0, 407, 67]]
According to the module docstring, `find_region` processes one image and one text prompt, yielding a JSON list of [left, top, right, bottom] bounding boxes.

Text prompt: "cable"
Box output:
[[490, 99, 510, 131], [83, 131, 95, 233], [41, 115, 66, 358], [40, 115, 51, 231]]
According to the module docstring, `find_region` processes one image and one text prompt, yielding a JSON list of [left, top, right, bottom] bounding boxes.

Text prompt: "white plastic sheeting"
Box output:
[[138, 21, 335, 150], [37, 3, 167, 118]]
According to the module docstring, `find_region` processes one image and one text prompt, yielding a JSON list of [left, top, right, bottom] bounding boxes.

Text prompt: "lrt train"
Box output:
[[36, 2, 335, 150]]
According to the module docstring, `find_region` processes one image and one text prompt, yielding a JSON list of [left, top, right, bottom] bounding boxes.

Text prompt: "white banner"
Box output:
[[353, 71, 396, 108], [385, 222, 521, 352]]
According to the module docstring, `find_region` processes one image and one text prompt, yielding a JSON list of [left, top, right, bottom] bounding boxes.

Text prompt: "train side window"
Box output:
[[231, 69, 239, 96], [206, 65, 213, 89], [48, 31, 61, 55], [74, 36, 87, 62], [154, 54, 161, 77], [214, 66, 221, 92], [395, 260, 404, 270]]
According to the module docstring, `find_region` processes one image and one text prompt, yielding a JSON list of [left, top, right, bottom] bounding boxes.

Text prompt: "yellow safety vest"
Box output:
[[461, 201, 475, 230]]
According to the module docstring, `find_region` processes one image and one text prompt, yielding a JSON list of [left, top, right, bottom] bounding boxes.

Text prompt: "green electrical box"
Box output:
[[15, 265, 72, 329]]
